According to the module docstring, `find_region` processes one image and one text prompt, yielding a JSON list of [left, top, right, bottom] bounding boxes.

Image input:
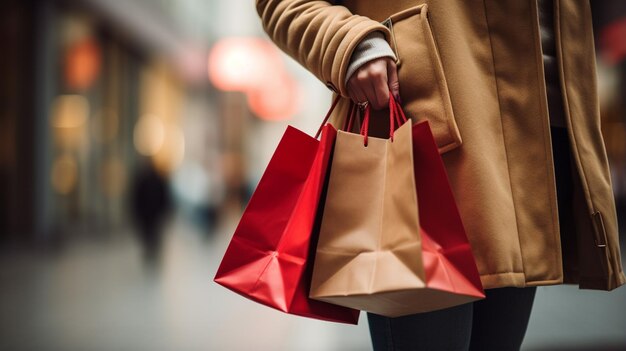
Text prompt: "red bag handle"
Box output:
[[359, 94, 408, 146], [315, 95, 363, 139], [315, 94, 342, 139], [343, 102, 358, 133], [390, 94, 410, 142], [391, 95, 408, 127], [315, 94, 408, 145], [359, 106, 371, 146]]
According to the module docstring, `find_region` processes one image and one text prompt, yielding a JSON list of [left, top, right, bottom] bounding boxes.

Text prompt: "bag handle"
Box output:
[[314, 94, 364, 139], [315, 94, 408, 145], [391, 95, 408, 127], [342, 102, 358, 133], [315, 94, 342, 139], [359, 94, 408, 146]]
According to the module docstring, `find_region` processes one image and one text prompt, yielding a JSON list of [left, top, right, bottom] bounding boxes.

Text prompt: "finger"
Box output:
[[347, 78, 368, 105], [387, 59, 401, 102], [357, 70, 380, 110], [357, 59, 387, 110], [369, 65, 389, 110]]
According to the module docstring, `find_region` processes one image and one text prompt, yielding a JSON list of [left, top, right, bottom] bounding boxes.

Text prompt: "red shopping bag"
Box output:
[[214, 97, 359, 324], [399, 100, 485, 303]]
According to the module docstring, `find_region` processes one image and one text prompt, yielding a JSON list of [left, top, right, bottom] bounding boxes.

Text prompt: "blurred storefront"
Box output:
[[0, 0, 219, 243], [0, 0, 327, 245]]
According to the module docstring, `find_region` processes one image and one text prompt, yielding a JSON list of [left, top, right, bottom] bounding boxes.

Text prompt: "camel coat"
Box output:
[[256, 0, 626, 290]]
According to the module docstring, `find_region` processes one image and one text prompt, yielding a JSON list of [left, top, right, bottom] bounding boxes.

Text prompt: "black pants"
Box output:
[[368, 127, 573, 351], [367, 287, 537, 351]]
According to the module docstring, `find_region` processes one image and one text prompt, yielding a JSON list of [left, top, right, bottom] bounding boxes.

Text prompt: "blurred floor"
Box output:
[[0, 215, 371, 351], [0, 214, 625, 351]]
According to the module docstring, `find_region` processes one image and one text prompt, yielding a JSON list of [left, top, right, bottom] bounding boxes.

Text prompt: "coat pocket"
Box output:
[[383, 4, 461, 153]]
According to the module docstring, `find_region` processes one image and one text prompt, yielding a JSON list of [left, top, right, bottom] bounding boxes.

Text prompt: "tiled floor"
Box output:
[[0, 214, 624, 351]]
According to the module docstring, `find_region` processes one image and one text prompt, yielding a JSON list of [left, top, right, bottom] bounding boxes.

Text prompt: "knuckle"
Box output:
[[371, 66, 386, 78], [357, 70, 370, 81]]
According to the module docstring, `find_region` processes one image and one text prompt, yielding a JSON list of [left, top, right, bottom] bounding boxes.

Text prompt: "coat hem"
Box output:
[[481, 271, 625, 291], [577, 272, 626, 291], [480, 272, 563, 289]]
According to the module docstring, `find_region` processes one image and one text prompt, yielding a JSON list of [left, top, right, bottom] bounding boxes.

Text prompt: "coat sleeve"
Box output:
[[256, 0, 391, 96]]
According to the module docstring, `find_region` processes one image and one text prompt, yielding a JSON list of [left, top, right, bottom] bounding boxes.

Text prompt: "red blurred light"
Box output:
[[207, 38, 282, 92], [65, 38, 101, 90], [246, 75, 300, 121], [600, 18, 626, 65], [208, 37, 302, 120]]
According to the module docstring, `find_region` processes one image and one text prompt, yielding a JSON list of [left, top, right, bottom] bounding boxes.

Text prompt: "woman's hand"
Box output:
[[346, 57, 400, 110]]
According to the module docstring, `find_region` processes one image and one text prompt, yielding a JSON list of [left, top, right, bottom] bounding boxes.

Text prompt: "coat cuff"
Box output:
[[345, 32, 397, 83]]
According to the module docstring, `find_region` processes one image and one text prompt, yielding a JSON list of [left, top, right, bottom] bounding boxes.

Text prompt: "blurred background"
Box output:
[[0, 0, 625, 350]]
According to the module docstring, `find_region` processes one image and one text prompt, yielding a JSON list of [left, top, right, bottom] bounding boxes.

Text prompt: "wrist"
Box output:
[[345, 32, 396, 83]]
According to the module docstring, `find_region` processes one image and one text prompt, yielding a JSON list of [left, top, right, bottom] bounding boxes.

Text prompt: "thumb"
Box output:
[[387, 59, 401, 102]]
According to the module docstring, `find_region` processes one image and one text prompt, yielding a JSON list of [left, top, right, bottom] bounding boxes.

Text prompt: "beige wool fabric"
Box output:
[[256, 0, 626, 291]]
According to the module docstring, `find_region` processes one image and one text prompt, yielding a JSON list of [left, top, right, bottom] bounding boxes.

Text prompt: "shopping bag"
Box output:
[[407, 108, 485, 312], [214, 97, 360, 324], [310, 96, 484, 317]]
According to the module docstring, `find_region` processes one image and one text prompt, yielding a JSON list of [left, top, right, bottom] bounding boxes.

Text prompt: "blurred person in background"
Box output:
[[256, 0, 626, 350], [130, 160, 172, 264], [592, 0, 626, 110], [592, 0, 626, 212]]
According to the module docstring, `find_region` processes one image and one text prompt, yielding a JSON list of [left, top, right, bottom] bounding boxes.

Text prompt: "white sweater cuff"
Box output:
[[345, 32, 396, 83]]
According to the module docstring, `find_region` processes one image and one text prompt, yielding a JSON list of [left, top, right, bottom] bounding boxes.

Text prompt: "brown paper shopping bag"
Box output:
[[310, 96, 483, 317], [310, 96, 427, 317]]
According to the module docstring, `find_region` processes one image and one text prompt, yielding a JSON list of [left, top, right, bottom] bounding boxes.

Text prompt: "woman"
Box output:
[[256, 0, 626, 349]]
